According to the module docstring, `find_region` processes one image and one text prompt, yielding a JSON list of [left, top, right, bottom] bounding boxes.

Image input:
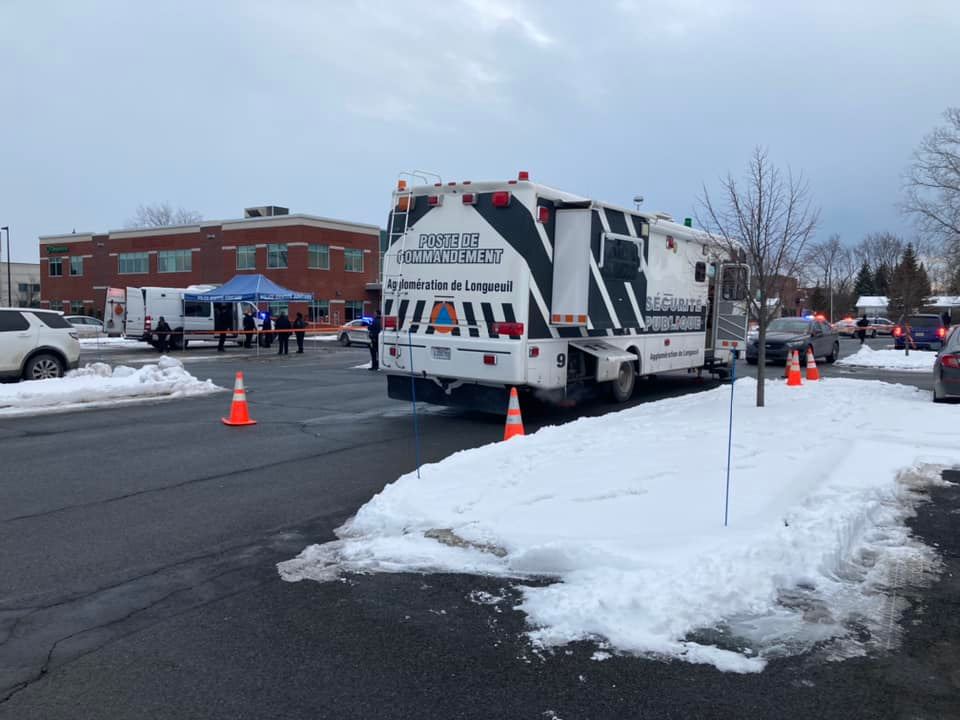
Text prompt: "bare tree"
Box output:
[[802, 233, 854, 320], [903, 107, 960, 264], [698, 147, 820, 407], [127, 202, 202, 228], [855, 231, 904, 276]]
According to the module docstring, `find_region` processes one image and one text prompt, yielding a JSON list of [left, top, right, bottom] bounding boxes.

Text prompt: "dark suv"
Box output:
[[893, 314, 947, 351]]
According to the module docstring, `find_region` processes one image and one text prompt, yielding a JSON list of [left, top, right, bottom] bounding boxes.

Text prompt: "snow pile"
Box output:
[[836, 345, 937, 372], [280, 378, 960, 672], [0, 356, 221, 416], [78, 336, 143, 347]]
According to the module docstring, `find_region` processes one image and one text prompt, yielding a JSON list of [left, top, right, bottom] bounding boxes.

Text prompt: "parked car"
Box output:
[[933, 325, 960, 402], [867, 317, 895, 337], [65, 315, 105, 337], [0, 308, 81, 381], [833, 318, 858, 337], [746, 317, 840, 365], [338, 318, 372, 346], [893, 314, 947, 351]]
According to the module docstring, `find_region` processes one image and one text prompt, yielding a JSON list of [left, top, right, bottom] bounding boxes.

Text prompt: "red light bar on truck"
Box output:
[[494, 322, 524, 336], [462, 193, 476, 205], [492, 191, 511, 207]]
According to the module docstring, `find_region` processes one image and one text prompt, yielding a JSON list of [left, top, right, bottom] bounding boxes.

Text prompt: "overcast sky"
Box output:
[[1, 0, 958, 261]]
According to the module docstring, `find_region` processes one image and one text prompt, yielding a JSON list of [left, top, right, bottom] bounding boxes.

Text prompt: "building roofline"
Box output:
[[39, 214, 381, 243]]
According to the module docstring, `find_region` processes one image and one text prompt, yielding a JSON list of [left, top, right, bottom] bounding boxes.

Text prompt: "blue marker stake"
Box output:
[[408, 328, 422, 479], [724, 350, 738, 527]]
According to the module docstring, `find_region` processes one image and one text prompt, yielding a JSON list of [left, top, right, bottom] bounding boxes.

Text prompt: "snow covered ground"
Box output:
[[0, 357, 222, 416], [280, 378, 959, 673], [836, 346, 937, 372]]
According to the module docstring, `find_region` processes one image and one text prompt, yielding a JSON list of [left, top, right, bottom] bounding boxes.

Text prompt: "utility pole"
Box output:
[[1, 227, 10, 307]]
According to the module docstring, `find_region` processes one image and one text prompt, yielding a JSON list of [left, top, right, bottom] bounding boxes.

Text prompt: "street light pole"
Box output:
[[1, 227, 10, 307]]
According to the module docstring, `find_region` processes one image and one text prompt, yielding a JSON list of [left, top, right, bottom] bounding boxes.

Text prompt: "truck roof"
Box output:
[[406, 178, 715, 245]]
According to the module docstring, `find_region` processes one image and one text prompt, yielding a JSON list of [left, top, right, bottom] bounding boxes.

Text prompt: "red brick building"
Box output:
[[39, 208, 382, 324]]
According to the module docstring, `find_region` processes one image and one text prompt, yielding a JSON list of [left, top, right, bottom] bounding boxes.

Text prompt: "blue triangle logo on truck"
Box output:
[[430, 301, 457, 333]]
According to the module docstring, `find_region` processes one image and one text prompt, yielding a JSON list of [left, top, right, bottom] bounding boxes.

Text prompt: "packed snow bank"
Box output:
[[280, 378, 959, 672], [0, 357, 222, 416], [836, 346, 937, 372], [78, 336, 143, 347]]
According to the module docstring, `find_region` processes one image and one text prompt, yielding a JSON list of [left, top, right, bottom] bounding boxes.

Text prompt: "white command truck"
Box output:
[[116, 286, 259, 349], [379, 172, 750, 413]]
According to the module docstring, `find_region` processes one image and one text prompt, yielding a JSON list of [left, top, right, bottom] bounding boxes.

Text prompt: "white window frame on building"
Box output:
[[268, 301, 289, 317], [48, 258, 63, 277], [267, 244, 288, 269], [70, 301, 85, 315], [308, 244, 330, 270], [344, 300, 365, 321], [158, 249, 192, 273], [309, 300, 329, 323], [69, 256, 83, 276], [343, 248, 364, 273], [236, 245, 256, 270], [118, 252, 149, 274]]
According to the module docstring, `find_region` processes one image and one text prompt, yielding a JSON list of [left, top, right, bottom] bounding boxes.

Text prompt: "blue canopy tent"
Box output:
[[182, 274, 312, 303]]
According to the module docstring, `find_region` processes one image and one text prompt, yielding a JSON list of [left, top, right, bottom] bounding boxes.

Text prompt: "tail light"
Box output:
[[389, 346, 397, 357], [383, 316, 397, 330], [462, 193, 476, 205], [145, 315, 152, 330], [893, 326, 902, 337], [483, 354, 497, 366], [537, 206, 550, 223], [529, 346, 540, 358], [938, 327, 946, 338], [493, 321, 524, 336], [492, 191, 511, 207], [941, 354, 960, 369], [427, 195, 442, 206]]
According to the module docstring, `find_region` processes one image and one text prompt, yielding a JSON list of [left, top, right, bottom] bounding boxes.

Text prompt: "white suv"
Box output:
[[0, 308, 82, 381]]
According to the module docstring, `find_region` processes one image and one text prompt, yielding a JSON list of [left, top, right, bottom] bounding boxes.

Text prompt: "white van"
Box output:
[[124, 286, 259, 349]]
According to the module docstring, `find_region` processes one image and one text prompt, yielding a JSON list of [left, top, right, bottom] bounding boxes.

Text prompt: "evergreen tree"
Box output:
[[809, 286, 828, 314], [888, 244, 930, 319], [853, 261, 875, 297], [873, 263, 891, 296]]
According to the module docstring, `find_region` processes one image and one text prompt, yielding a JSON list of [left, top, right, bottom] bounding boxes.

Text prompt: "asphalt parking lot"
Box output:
[[0, 335, 956, 719]]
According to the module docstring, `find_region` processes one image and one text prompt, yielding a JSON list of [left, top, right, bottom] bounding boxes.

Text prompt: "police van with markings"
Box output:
[[379, 171, 749, 412]]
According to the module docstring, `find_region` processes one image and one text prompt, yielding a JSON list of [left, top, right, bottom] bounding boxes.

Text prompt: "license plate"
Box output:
[[431, 347, 451, 360]]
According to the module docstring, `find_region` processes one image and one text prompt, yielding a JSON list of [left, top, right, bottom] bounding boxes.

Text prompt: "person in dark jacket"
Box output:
[[856, 313, 869, 345], [261, 313, 273, 348], [242, 310, 256, 348], [943, 310, 952, 329], [215, 305, 230, 352], [367, 311, 381, 370], [275, 312, 292, 355], [155, 316, 172, 353], [293, 312, 307, 353]]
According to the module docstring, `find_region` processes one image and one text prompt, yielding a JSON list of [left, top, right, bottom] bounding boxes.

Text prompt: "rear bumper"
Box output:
[[895, 340, 942, 351], [745, 346, 798, 363], [387, 374, 509, 414]]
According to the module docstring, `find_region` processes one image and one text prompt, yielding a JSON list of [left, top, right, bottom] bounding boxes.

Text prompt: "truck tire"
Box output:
[[609, 361, 635, 403], [24, 353, 65, 380]]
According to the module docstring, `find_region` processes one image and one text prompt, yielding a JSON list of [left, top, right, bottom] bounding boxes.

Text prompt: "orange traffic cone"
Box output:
[[805, 348, 820, 381], [503, 387, 525, 440], [786, 350, 803, 386], [222, 372, 257, 426]]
